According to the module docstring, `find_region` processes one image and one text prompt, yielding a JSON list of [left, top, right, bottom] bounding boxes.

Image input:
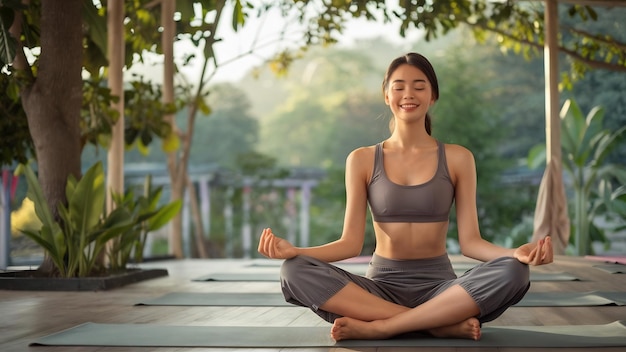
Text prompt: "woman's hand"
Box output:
[[258, 228, 298, 259], [514, 236, 554, 266]]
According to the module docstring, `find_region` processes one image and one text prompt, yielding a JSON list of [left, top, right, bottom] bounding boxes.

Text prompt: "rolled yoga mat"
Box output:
[[135, 291, 626, 307], [30, 321, 626, 348]]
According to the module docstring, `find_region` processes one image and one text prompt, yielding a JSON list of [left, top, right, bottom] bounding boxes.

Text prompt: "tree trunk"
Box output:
[[20, 0, 83, 273], [161, 0, 184, 258], [187, 178, 208, 258]]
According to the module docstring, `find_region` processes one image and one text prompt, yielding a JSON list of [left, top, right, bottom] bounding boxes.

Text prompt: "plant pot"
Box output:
[[0, 268, 168, 291]]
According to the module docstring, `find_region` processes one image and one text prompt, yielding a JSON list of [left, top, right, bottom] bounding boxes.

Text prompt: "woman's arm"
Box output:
[[450, 145, 516, 261], [258, 147, 370, 262], [451, 145, 553, 265]]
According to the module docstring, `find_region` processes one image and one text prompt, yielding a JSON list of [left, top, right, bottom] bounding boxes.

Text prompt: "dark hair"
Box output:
[[382, 53, 439, 135]]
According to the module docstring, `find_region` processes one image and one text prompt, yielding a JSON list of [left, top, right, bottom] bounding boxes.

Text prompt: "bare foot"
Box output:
[[330, 317, 392, 341], [331, 316, 481, 341], [428, 317, 481, 340]]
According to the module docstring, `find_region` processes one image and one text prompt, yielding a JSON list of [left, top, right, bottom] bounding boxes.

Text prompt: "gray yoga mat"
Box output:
[[136, 292, 290, 306], [191, 270, 579, 282], [594, 264, 626, 274], [30, 321, 626, 348], [515, 291, 626, 307], [136, 291, 626, 307]]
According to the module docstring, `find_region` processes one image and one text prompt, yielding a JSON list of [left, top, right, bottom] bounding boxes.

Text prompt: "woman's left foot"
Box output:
[[330, 317, 391, 341], [428, 317, 481, 340]]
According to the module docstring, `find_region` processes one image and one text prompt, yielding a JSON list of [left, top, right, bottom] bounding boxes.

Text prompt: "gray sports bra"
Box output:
[[367, 140, 454, 223]]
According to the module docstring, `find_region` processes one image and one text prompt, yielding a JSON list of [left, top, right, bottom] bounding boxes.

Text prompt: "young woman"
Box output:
[[257, 52, 553, 341]]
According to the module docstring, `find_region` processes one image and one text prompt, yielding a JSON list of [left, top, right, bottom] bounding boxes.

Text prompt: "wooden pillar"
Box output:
[[544, 0, 560, 166], [531, 0, 569, 254], [106, 1, 125, 212]]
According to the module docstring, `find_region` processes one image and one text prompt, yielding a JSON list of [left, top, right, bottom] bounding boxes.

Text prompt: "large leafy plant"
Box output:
[[108, 175, 182, 271], [528, 99, 626, 255], [16, 161, 180, 277]]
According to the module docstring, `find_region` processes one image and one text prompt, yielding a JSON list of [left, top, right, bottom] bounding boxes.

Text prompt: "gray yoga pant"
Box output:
[[280, 253, 530, 323]]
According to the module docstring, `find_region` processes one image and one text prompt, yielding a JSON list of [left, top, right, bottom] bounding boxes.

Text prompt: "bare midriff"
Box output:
[[372, 221, 449, 260]]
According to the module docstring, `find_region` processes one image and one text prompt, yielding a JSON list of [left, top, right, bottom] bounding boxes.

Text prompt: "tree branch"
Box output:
[[565, 25, 626, 52], [9, 3, 34, 81], [469, 22, 626, 73]]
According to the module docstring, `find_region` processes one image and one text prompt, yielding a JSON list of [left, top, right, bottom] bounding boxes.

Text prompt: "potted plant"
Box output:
[[0, 161, 181, 290]]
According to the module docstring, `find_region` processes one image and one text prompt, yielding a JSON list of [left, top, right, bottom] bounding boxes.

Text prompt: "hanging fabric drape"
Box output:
[[532, 158, 570, 254]]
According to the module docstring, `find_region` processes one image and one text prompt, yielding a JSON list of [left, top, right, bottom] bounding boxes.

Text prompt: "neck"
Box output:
[[388, 125, 434, 149]]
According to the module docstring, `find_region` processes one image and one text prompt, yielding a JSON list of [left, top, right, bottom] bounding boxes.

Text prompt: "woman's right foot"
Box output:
[[330, 317, 392, 341], [428, 317, 481, 340]]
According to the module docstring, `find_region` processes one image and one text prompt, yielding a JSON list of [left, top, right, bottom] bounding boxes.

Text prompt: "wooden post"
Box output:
[[106, 1, 125, 213], [544, 0, 560, 167]]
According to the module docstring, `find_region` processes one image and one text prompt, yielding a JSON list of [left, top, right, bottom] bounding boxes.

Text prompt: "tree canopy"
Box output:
[[1, 0, 624, 169]]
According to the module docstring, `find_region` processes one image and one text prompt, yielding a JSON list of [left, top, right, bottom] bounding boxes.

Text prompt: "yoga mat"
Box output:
[[515, 291, 626, 307], [191, 271, 579, 282], [585, 255, 626, 265], [135, 291, 626, 307], [526, 272, 580, 281], [30, 321, 626, 348], [135, 292, 290, 306], [193, 272, 279, 281], [593, 264, 626, 274]]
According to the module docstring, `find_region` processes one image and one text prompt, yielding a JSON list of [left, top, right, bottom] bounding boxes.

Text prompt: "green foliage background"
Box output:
[[8, 5, 625, 258], [80, 25, 626, 257]]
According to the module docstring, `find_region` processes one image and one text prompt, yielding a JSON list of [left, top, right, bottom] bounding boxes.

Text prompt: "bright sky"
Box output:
[[202, 6, 417, 81], [131, 2, 420, 83]]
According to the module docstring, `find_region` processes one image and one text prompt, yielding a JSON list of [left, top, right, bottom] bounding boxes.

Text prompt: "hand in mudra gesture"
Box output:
[[514, 236, 554, 266], [258, 228, 298, 259]]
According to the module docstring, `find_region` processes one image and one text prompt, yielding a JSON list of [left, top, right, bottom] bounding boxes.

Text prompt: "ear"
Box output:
[[384, 91, 390, 106]]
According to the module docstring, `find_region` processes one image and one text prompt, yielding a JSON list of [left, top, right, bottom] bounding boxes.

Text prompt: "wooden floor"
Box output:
[[1, 255, 625, 352]]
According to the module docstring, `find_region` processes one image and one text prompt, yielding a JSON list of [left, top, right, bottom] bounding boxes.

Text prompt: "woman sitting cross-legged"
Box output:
[[257, 52, 553, 341]]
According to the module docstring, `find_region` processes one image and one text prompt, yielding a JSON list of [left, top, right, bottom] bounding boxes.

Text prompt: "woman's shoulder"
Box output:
[[441, 142, 476, 167], [442, 142, 474, 158], [348, 143, 378, 160], [346, 144, 378, 170]]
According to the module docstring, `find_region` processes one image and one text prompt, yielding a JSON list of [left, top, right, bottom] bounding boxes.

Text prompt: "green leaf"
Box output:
[[82, 0, 107, 58], [88, 206, 134, 256], [21, 226, 66, 277], [16, 163, 58, 233], [0, 7, 17, 65], [561, 99, 593, 167], [176, 1, 195, 21], [526, 144, 546, 170], [161, 130, 180, 152], [65, 173, 78, 202], [232, 0, 245, 30], [148, 200, 182, 232], [594, 126, 626, 165], [68, 162, 105, 237], [582, 105, 605, 150], [20, 228, 58, 259]]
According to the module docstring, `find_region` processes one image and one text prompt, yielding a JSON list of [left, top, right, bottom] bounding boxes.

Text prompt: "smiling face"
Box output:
[[384, 64, 436, 124]]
